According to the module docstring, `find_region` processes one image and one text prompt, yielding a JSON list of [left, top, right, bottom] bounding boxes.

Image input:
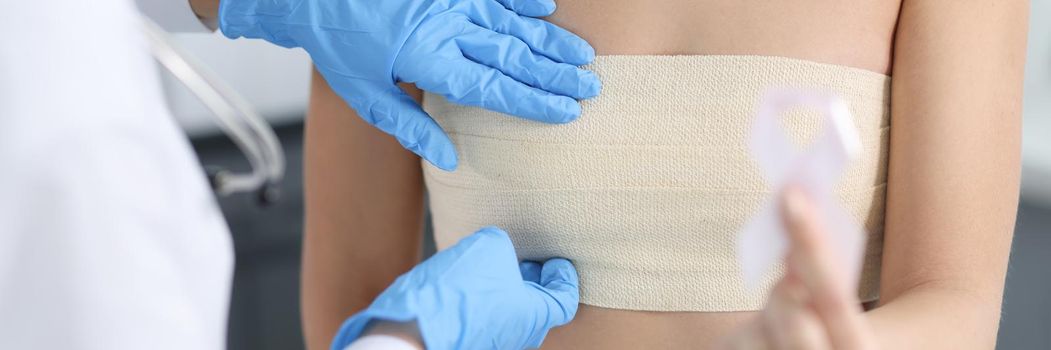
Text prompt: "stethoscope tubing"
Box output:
[[140, 16, 285, 205]]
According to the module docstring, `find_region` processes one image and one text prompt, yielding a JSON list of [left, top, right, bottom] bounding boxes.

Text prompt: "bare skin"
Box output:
[[188, 0, 218, 28], [302, 79, 428, 349], [301, 0, 1027, 349]]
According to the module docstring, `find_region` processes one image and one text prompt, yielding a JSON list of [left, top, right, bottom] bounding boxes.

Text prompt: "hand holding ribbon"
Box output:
[[736, 89, 866, 289], [723, 90, 876, 349]]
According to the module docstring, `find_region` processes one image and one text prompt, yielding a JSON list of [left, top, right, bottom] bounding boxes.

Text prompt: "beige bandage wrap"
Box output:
[[422, 55, 890, 312]]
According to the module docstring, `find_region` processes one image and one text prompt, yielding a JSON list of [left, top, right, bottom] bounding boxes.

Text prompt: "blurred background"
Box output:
[[161, 2, 1050, 349]]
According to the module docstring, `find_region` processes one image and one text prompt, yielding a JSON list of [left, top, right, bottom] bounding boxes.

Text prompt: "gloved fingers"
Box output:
[[411, 226, 515, 284], [467, 1, 595, 65], [411, 58, 581, 123], [343, 83, 458, 170], [519, 261, 543, 283], [453, 226, 515, 255], [535, 258, 580, 326], [456, 24, 601, 99], [492, 0, 556, 17], [520, 258, 579, 348], [452, 226, 520, 267]]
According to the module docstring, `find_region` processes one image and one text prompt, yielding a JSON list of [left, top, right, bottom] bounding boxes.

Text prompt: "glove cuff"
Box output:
[[331, 290, 463, 350], [330, 309, 422, 350]]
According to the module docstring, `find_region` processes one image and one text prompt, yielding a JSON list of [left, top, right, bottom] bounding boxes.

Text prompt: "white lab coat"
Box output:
[[0, 1, 422, 349], [0, 1, 232, 349]]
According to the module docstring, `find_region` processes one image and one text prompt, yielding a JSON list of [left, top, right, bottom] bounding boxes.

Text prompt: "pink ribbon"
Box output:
[[737, 89, 866, 290]]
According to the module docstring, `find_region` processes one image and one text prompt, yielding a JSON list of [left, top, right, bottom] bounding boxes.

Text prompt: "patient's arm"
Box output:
[[870, 0, 1027, 348], [301, 68, 426, 350]]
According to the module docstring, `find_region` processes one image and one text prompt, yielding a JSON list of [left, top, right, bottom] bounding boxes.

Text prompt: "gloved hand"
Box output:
[[218, 0, 601, 170], [330, 226, 580, 350]]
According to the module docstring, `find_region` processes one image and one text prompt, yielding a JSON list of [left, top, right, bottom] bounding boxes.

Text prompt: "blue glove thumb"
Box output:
[[326, 77, 457, 170], [519, 258, 580, 347], [493, 0, 557, 17]]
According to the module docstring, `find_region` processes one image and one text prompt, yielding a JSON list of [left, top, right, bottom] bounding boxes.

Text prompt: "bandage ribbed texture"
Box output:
[[422, 55, 890, 312]]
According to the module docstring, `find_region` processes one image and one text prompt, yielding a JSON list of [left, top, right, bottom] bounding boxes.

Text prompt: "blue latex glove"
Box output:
[[330, 226, 580, 350], [218, 0, 601, 170]]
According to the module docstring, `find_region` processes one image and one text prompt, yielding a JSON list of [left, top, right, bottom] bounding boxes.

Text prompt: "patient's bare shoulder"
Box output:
[[546, 0, 902, 74]]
